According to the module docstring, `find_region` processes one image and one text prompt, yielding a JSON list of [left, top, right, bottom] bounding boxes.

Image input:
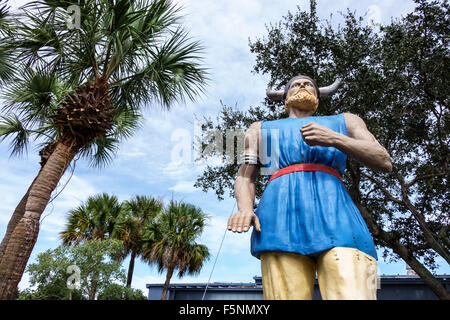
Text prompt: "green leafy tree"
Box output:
[[97, 283, 147, 300], [143, 201, 210, 300], [16, 245, 84, 300], [195, 0, 449, 299], [0, 0, 208, 299], [70, 239, 126, 300], [17, 239, 126, 300]]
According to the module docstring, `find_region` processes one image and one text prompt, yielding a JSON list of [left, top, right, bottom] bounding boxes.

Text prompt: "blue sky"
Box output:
[[1, 0, 448, 296]]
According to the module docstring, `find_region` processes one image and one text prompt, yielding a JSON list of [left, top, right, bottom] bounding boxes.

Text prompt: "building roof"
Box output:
[[146, 275, 450, 289]]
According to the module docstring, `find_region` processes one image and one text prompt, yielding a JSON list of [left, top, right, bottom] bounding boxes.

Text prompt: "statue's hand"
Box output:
[[300, 122, 338, 147], [227, 210, 261, 233]]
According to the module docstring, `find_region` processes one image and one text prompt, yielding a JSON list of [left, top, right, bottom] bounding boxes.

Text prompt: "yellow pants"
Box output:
[[260, 247, 378, 300]]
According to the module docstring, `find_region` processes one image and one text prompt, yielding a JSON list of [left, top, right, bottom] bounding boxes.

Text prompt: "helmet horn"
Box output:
[[318, 78, 342, 97], [266, 87, 284, 101]]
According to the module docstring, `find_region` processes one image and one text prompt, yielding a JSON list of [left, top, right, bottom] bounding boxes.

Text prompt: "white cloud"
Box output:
[[17, 271, 32, 291], [0, 156, 40, 236], [162, 161, 193, 177], [168, 181, 197, 193], [52, 174, 98, 205]]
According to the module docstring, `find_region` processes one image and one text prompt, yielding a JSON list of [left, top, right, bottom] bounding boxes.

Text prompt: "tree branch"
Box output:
[[361, 172, 403, 204], [406, 172, 447, 189], [356, 204, 449, 300], [393, 167, 450, 265]]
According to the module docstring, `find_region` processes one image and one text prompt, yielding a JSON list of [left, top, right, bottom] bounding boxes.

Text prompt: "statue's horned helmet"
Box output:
[[266, 75, 342, 102]]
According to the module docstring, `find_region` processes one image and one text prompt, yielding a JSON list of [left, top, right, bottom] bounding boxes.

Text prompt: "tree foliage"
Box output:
[[195, 0, 449, 299], [97, 283, 146, 300], [59, 194, 210, 299], [0, 0, 14, 84], [0, 0, 209, 166], [17, 239, 129, 300]]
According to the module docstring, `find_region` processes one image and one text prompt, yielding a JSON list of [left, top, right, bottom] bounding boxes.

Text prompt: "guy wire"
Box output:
[[201, 163, 251, 300]]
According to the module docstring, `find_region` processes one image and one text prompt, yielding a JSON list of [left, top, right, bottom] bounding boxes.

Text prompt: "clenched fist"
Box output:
[[227, 210, 261, 233], [300, 122, 338, 147]]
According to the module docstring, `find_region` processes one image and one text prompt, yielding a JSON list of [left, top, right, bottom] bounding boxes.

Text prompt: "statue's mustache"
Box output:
[[294, 88, 313, 96]]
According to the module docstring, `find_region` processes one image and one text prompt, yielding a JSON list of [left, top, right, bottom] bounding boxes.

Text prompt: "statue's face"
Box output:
[[285, 79, 319, 113]]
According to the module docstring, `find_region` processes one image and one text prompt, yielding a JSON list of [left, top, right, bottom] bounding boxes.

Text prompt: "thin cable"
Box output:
[[41, 153, 80, 225], [201, 221, 229, 300], [201, 163, 250, 300]]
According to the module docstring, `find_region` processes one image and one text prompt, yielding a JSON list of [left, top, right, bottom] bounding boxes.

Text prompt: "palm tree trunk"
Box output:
[[0, 139, 79, 299], [161, 261, 176, 300], [126, 249, 137, 288], [0, 168, 43, 264], [89, 271, 100, 300]]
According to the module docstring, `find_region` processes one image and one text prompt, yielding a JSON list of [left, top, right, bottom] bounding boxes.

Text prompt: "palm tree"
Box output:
[[143, 200, 210, 300], [0, 0, 208, 299], [60, 193, 123, 245], [60, 194, 163, 289], [115, 195, 163, 287], [0, 66, 139, 265]]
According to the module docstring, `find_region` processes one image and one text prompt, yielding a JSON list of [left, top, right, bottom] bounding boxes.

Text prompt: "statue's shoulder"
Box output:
[[343, 112, 359, 120], [248, 121, 261, 131], [343, 112, 365, 124], [343, 112, 368, 135]]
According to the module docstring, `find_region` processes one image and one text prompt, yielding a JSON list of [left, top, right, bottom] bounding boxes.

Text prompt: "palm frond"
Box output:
[[60, 203, 93, 246], [0, 46, 15, 83], [178, 243, 210, 277], [0, 0, 13, 35], [142, 200, 210, 278], [0, 0, 9, 27], [76, 104, 143, 168], [78, 134, 120, 168], [0, 113, 30, 157], [101, 0, 182, 79], [111, 105, 144, 140], [60, 192, 123, 245], [0, 0, 15, 83], [1, 65, 72, 125], [151, 27, 209, 106], [110, 26, 208, 110]]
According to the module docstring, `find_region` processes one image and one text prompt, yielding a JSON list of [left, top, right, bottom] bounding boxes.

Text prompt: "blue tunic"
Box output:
[[250, 113, 378, 260]]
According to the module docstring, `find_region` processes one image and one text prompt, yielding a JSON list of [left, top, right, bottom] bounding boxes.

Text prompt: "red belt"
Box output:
[[268, 163, 343, 183]]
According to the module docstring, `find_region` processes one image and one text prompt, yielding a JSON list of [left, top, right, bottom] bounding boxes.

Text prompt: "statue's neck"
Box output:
[[288, 108, 316, 119]]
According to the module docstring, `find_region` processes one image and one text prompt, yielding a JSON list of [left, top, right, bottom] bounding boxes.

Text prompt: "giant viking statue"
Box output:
[[227, 75, 393, 300]]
